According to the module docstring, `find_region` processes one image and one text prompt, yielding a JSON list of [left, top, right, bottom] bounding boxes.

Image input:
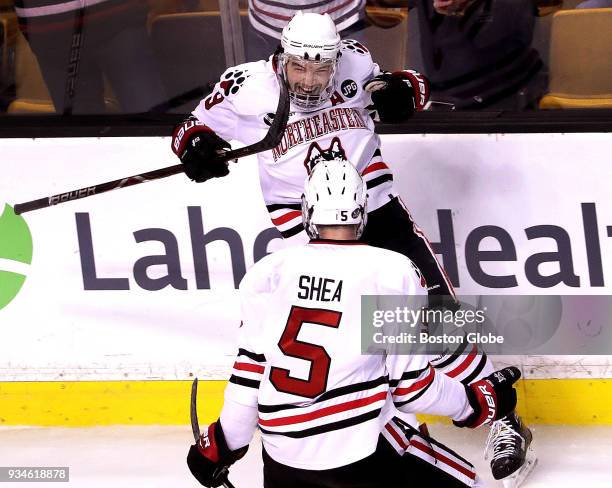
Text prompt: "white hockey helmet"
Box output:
[[280, 12, 341, 111], [301, 158, 368, 239]]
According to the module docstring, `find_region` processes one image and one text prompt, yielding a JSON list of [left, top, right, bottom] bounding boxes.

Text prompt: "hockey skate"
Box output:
[[485, 412, 537, 488]]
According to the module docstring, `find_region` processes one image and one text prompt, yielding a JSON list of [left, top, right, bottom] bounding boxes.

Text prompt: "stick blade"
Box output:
[[190, 378, 200, 442]]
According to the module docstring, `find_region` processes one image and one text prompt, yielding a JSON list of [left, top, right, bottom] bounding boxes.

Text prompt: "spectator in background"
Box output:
[[14, 0, 166, 114], [576, 0, 612, 7], [409, 0, 548, 110], [246, 0, 368, 61]]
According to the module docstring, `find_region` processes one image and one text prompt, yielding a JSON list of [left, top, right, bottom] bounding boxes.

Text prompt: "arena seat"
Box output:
[[7, 98, 55, 114], [363, 7, 408, 72], [0, 14, 12, 85], [8, 30, 55, 113], [539, 8, 612, 109], [151, 11, 249, 113]]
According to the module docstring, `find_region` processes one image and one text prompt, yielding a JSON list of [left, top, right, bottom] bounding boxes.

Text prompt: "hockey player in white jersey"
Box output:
[[186, 159, 522, 488], [172, 12, 535, 486]]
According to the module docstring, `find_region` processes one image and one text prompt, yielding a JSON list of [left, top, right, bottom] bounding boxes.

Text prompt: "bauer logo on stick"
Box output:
[[49, 187, 96, 206]]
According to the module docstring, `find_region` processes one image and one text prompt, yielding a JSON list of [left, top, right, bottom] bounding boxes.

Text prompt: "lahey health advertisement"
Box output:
[[1, 133, 611, 380]]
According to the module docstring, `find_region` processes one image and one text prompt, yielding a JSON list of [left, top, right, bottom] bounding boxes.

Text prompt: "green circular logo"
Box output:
[[0, 204, 33, 310]]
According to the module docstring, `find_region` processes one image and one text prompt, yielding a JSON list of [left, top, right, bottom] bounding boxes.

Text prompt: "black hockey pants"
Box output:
[[362, 197, 455, 302]]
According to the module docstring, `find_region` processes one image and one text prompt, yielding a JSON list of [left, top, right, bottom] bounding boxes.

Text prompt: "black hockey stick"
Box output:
[[63, 6, 84, 115], [190, 378, 237, 488], [13, 75, 290, 215], [190, 378, 201, 443]]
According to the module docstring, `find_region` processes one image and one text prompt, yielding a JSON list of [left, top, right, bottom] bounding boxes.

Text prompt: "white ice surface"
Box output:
[[0, 425, 611, 487]]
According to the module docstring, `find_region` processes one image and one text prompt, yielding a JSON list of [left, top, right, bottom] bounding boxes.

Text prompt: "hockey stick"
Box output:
[[13, 74, 290, 215], [190, 378, 237, 488], [63, 6, 84, 115], [190, 378, 201, 443]]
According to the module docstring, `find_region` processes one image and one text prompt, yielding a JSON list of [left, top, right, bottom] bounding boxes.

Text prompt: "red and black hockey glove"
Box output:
[[171, 117, 232, 183], [454, 367, 521, 429], [187, 421, 248, 487], [364, 70, 430, 123]]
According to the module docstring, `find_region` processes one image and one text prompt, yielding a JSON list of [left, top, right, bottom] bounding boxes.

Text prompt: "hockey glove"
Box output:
[[187, 421, 248, 487], [454, 367, 521, 429], [364, 70, 430, 123], [171, 118, 231, 183]]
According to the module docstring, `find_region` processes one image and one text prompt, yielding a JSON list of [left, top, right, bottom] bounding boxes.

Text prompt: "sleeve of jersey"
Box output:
[[341, 40, 381, 94], [220, 306, 268, 451], [191, 72, 242, 143], [385, 259, 471, 421], [376, 258, 428, 297], [387, 355, 473, 421], [223, 262, 272, 409]]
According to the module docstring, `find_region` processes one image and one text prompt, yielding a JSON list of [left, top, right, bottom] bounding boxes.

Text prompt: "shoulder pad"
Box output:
[[240, 247, 288, 292], [206, 60, 279, 115], [216, 60, 266, 98], [337, 40, 376, 83], [341, 39, 371, 57]]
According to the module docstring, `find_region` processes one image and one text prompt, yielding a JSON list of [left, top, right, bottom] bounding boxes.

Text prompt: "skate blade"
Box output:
[[501, 449, 538, 488]]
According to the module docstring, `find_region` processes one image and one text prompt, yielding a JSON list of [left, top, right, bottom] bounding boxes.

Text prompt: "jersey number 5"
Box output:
[[270, 306, 342, 398]]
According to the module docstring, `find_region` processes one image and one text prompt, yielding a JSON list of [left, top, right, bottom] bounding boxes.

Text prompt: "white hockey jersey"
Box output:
[[192, 41, 398, 239], [220, 241, 472, 470]]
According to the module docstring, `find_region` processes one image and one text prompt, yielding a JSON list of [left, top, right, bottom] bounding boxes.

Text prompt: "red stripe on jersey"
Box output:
[[233, 362, 265, 374], [446, 345, 478, 379], [271, 210, 301, 226], [324, 0, 356, 15], [259, 391, 386, 427], [251, 0, 354, 21], [385, 423, 409, 450], [393, 366, 434, 396], [361, 162, 389, 176], [250, 1, 291, 21], [410, 439, 476, 480]]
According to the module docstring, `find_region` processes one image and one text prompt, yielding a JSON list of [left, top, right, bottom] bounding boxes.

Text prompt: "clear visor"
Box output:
[[281, 54, 337, 111]]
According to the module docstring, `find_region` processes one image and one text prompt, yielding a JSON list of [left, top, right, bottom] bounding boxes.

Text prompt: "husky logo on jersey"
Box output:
[[271, 108, 367, 162], [304, 137, 346, 174]]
